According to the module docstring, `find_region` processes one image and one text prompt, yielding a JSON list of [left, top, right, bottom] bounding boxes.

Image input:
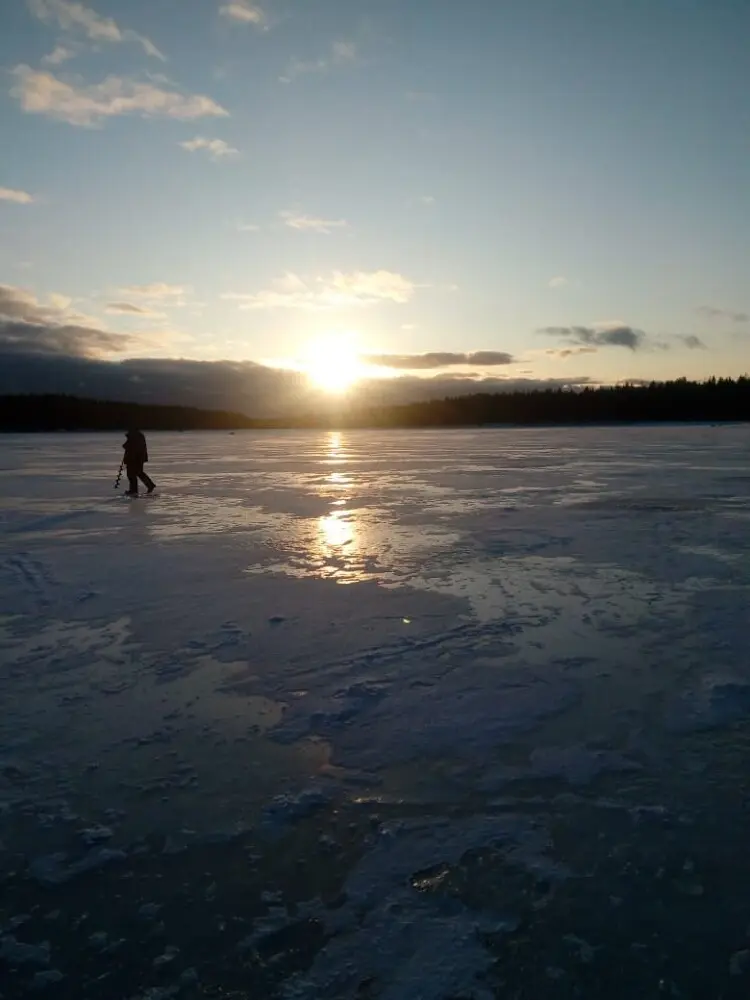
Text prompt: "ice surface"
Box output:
[[1, 425, 750, 997]]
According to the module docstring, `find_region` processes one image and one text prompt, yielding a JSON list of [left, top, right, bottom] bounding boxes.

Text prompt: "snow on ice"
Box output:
[[1, 425, 750, 998]]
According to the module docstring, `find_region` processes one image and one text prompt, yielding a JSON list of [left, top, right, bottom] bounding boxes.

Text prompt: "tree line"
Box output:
[[351, 376, 750, 428], [0, 395, 261, 431], [0, 377, 748, 432]]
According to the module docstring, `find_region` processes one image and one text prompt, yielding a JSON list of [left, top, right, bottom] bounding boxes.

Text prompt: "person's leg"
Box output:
[[138, 468, 156, 493], [125, 465, 139, 495]]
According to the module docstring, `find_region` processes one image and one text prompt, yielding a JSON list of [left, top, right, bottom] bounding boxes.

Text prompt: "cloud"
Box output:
[[696, 305, 748, 323], [11, 66, 228, 127], [0, 351, 310, 415], [0, 187, 34, 204], [419, 195, 436, 206], [545, 347, 598, 359], [364, 351, 514, 370], [1, 283, 68, 324], [466, 351, 515, 366], [0, 286, 102, 333], [539, 324, 646, 351], [280, 210, 347, 234], [0, 346, 594, 417], [329, 271, 416, 305], [27, 0, 165, 60], [236, 221, 261, 232], [41, 44, 76, 65], [676, 334, 707, 350], [180, 136, 239, 160], [548, 276, 568, 289], [0, 285, 583, 414], [0, 318, 128, 358], [117, 283, 189, 300], [106, 301, 166, 318], [0, 283, 128, 358], [48, 293, 72, 310], [543, 327, 706, 354], [332, 41, 358, 61], [280, 40, 358, 83], [224, 271, 418, 310], [219, 2, 266, 25]]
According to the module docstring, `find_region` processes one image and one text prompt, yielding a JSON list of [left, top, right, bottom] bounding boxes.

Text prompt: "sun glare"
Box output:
[[303, 335, 364, 394]]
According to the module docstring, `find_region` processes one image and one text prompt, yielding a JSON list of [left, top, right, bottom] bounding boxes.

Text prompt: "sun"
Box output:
[[303, 335, 364, 394]]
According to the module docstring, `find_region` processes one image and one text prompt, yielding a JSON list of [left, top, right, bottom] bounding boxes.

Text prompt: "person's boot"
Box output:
[[124, 489, 138, 496], [146, 483, 156, 494]]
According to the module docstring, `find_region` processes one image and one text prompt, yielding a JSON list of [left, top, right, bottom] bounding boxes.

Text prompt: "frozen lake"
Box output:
[[1, 425, 750, 998]]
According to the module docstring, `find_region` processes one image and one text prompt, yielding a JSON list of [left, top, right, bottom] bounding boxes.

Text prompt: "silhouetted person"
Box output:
[[123, 428, 156, 496]]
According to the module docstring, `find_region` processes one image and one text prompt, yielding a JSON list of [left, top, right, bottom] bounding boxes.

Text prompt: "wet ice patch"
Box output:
[[29, 847, 127, 886], [283, 814, 562, 999], [148, 495, 288, 540], [248, 514, 462, 587], [271, 658, 578, 769], [527, 746, 641, 786], [261, 784, 335, 835], [0, 935, 51, 967], [476, 745, 641, 791], [666, 678, 750, 733]]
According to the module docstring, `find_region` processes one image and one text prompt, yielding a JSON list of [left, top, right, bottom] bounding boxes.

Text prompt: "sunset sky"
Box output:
[[0, 0, 748, 413]]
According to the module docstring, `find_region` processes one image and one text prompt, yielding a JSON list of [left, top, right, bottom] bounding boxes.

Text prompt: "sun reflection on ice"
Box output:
[[319, 509, 356, 552], [324, 431, 349, 466], [311, 432, 367, 583]]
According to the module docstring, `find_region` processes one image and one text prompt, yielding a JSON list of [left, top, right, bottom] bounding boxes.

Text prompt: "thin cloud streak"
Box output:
[[106, 302, 166, 318], [180, 137, 240, 160], [539, 324, 646, 351], [696, 305, 748, 323], [219, 2, 266, 26], [41, 44, 76, 65], [545, 347, 598, 359], [223, 271, 417, 310], [280, 210, 347, 234], [11, 66, 228, 127], [364, 351, 514, 370], [27, 0, 165, 60], [280, 40, 358, 83], [117, 283, 190, 300], [677, 335, 707, 350], [0, 187, 35, 204]]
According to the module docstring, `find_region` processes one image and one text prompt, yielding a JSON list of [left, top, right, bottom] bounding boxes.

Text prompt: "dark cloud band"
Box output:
[[364, 351, 514, 369]]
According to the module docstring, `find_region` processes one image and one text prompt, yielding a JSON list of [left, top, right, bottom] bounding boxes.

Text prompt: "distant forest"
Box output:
[[0, 377, 748, 431]]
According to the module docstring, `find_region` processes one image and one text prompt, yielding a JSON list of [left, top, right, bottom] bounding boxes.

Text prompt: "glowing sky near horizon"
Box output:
[[0, 0, 748, 395]]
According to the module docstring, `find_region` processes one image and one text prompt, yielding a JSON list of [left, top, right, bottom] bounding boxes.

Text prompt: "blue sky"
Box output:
[[0, 0, 748, 404]]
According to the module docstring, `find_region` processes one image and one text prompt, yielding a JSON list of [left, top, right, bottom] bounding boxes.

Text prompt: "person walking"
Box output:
[[123, 428, 156, 496]]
